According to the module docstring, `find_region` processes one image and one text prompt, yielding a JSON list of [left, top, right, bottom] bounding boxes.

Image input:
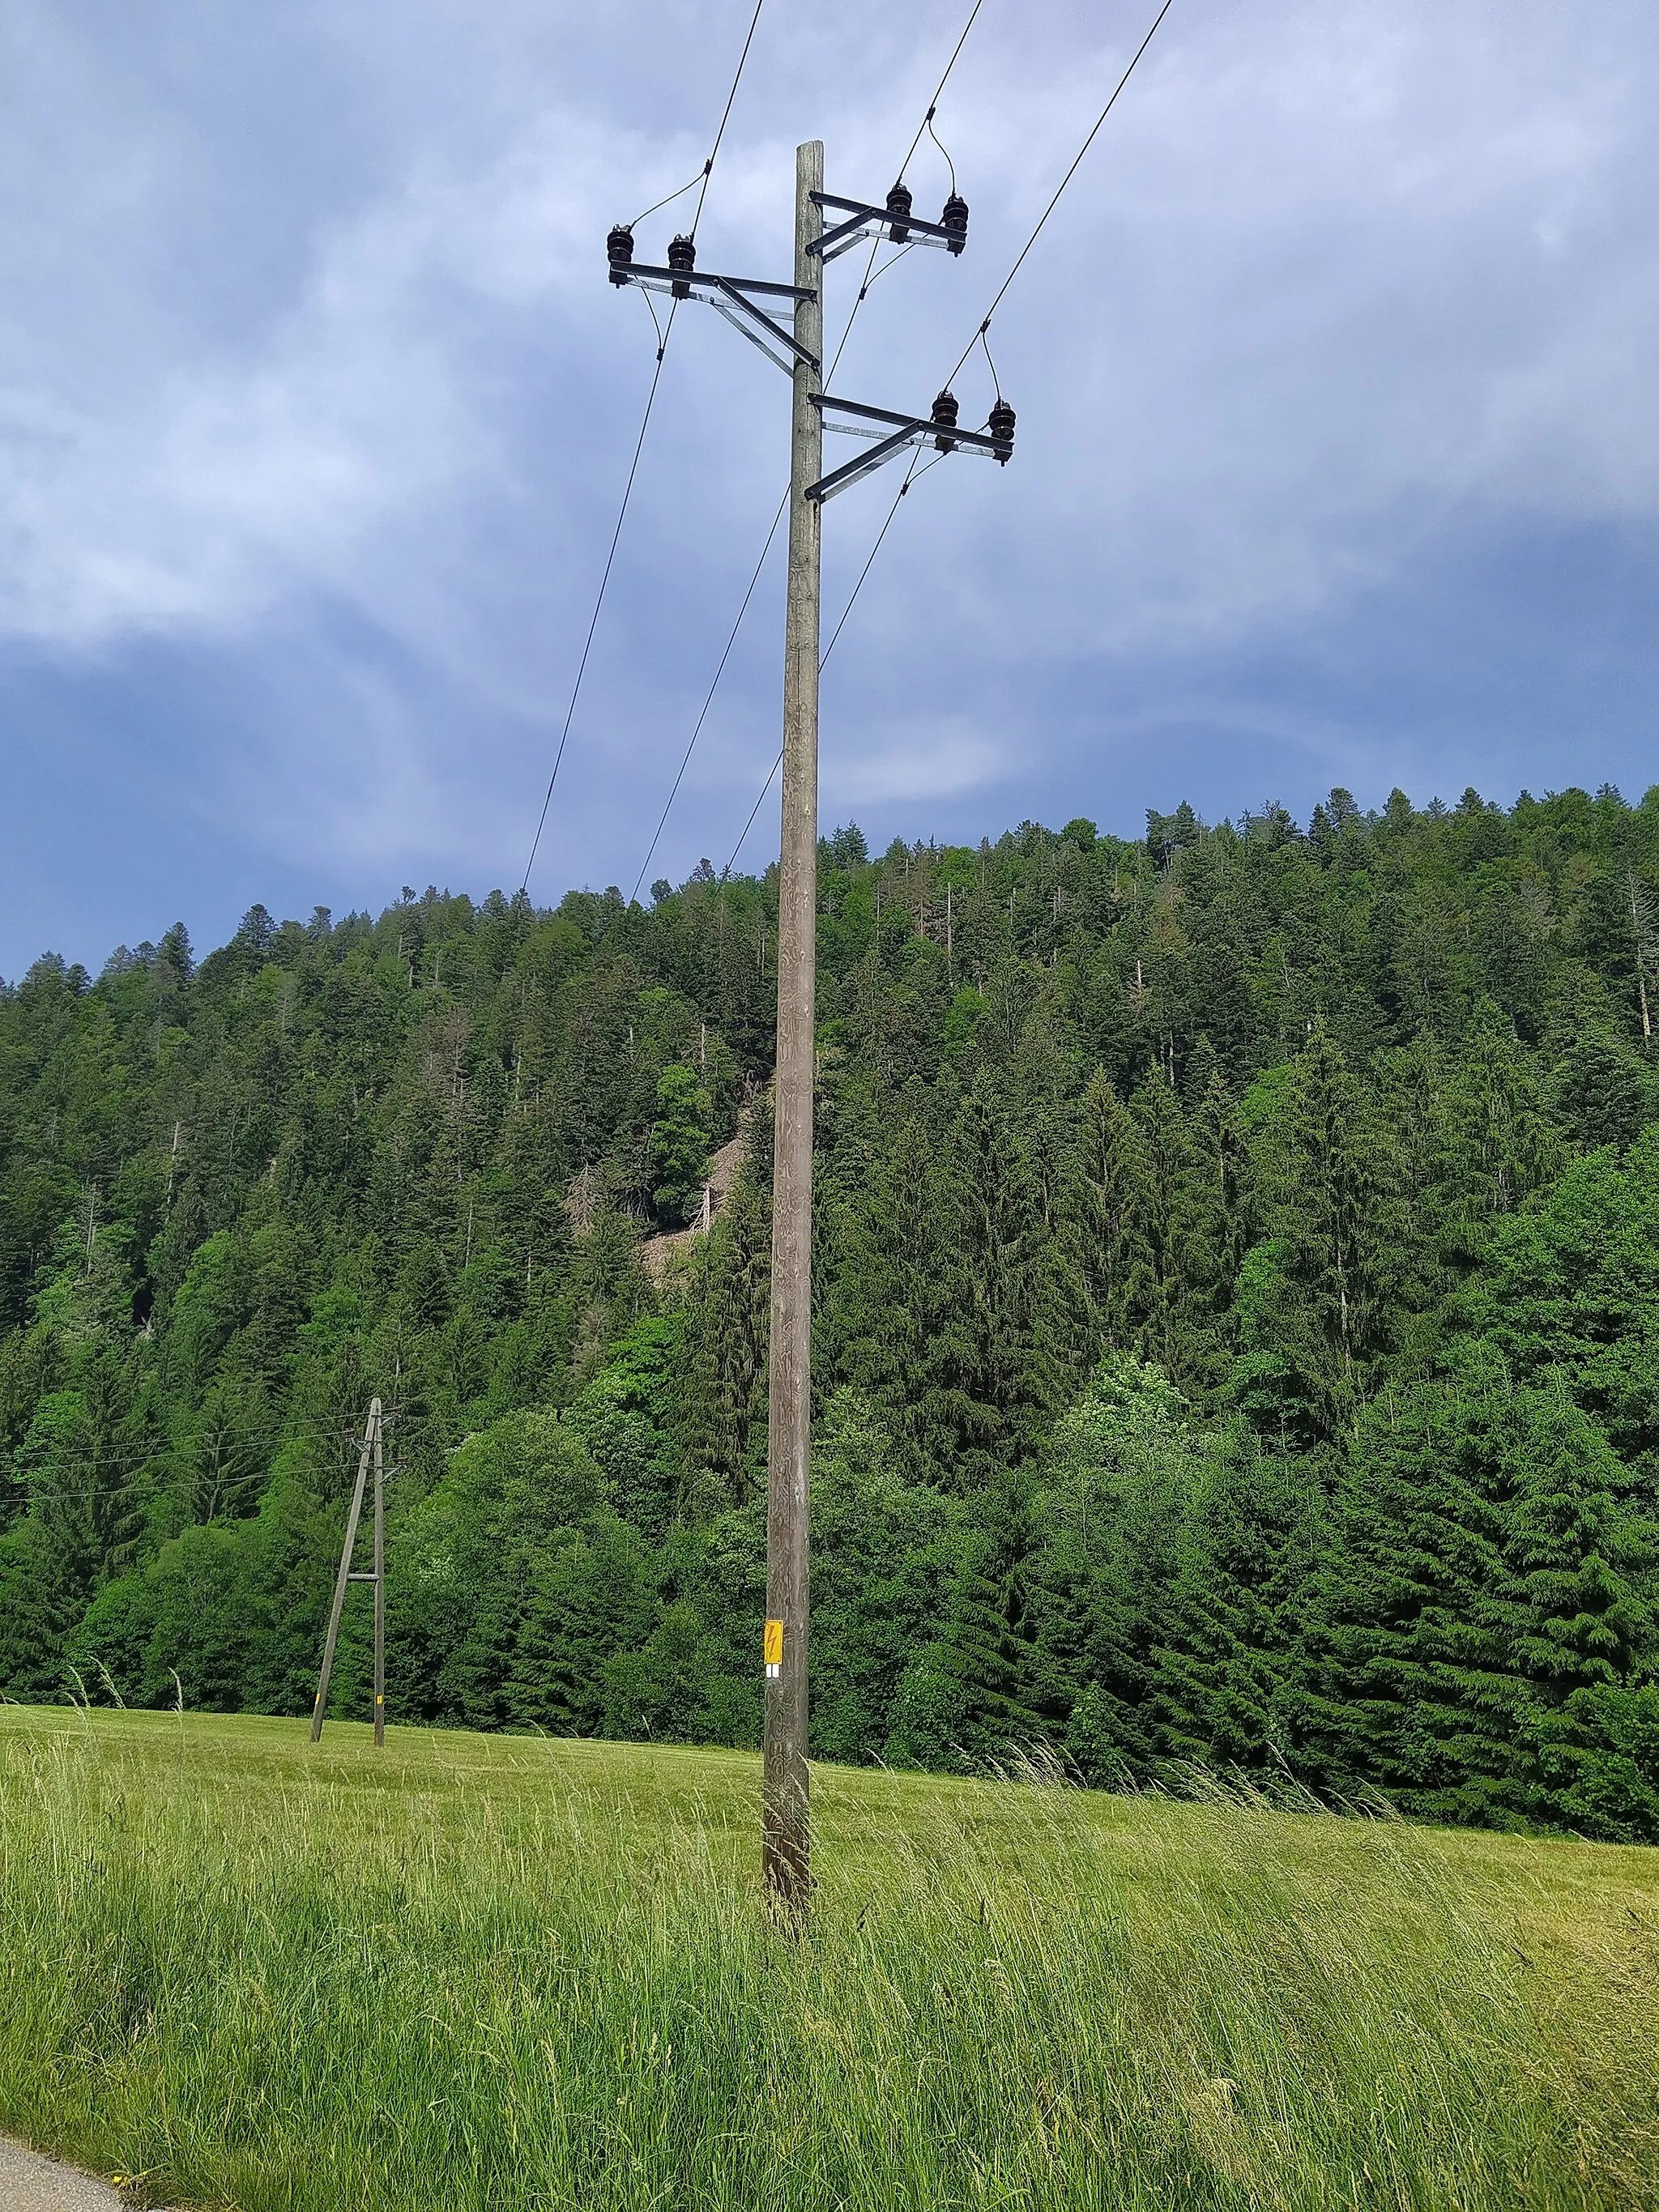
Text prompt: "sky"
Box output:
[[2, 0, 1657, 976]]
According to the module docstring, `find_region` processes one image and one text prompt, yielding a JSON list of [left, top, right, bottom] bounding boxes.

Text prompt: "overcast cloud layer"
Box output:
[[2, 0, 1656, 973]]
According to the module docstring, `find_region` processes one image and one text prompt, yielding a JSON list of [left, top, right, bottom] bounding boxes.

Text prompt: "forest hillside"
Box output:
[[4, 783, 1659, 1837]]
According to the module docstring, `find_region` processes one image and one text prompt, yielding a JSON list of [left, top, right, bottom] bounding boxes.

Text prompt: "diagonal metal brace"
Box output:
[[614, 264, 818, 373], [710, 274, 817, 369], [806, 424, 923, 503]]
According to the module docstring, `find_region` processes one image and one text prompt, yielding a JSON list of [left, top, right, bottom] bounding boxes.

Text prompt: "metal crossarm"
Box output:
[[804, 390, 1012, 498], [812, 390, 1008, 454], [806, 191, 963, 262]]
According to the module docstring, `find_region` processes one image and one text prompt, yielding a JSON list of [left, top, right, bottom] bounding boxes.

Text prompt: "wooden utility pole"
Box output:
[[310, 1396, 385, 1744], [604, 130, 1004, 1925], [763, 139, 823, 1921], [372, 1409, 386, 1745]]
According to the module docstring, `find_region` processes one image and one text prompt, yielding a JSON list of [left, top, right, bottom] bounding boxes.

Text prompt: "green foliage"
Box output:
[[650, 1063, 710, 1226], [4, 792, 1659, 1837]]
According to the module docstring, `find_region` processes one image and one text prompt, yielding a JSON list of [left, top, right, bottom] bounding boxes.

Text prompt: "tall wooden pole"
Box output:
[[763, 139, 823, 1920], [372, 1413, 386, 1747]]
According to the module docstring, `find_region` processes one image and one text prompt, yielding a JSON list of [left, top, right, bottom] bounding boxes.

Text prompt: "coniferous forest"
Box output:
[[5, 784, 1659, 1839]]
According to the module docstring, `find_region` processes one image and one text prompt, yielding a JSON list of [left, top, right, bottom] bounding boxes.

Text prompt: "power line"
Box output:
[[630, 486, 788, 906], [633, 0, 985, 901], [13, 1408, 411, 1489], [723, 0, 1177, 876], [522, 330, 676, 892], [894, 0, 983, 190], [723, 452, 944, 876], [626, 250, 898, 908], [947, 0, 1174, 386], [689, 0, 767, 241], [518, 0, 770, 893]]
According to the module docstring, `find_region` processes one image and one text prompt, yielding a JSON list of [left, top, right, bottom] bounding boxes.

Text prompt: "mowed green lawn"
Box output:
[[2, 1707, 1657, 2210]]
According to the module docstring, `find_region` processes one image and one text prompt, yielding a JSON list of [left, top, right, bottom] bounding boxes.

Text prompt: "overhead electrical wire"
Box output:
[[722, 0, 1176, 876], [626, 218, 915, 907], [518, 0, 769, 893], [629, 0, 985, 903], [23, 1418, 412, 1498], [723, 450, 945, 875], [946, 0, 1173, 386]]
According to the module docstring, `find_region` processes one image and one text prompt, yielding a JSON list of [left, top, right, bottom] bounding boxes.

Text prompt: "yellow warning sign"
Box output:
[[763, 1618, 784, 1667]]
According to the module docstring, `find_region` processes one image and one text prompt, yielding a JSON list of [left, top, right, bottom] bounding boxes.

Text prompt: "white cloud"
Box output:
[[2, 0, 1657, 931], [828, 716, 1009, 807]]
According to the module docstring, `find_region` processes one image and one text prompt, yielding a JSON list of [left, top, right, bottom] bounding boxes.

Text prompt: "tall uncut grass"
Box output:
[[2, 1708, 1657, 2210]]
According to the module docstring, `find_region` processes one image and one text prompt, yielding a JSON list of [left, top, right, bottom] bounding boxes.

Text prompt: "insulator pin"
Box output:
[[885, 183, 914, 244], [940, 194, 969, 254], [607, 224, 635, 286], [667, 232, 697, 298], [931, 388, 960, 453], [987, 395, 1016, 464]]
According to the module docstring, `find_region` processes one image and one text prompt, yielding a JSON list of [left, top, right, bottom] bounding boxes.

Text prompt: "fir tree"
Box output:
[[680, 1166, 770, 1510], [929, 1080, 1056, 1486], [1051, 1068, 1152, 1390], [1231, 1022, 1399, 1444]]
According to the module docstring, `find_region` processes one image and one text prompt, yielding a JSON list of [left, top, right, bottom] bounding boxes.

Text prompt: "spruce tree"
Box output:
[[929, 1079, 1056, 1486], [680, 1166, 770, 1510], [1027, 1352, 1198, 1779], [1232, 1021, 1399, 1445], [1311, 1371, 1521, 1822], [1156, 1427, 1324, 1780], [649, 1064, 710, 1225], [1128, 1069, 1202, 1379], [886, 1474, 1047, 1768], [1051, 1068, 1153, 1392], [826, 1117, 945, 1480]]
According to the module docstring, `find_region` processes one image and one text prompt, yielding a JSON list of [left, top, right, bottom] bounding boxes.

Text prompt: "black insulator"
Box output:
[[607, 224, 635, 287], [667, 232, 697, 298], [931, 388, 960, 453], [941, 193, 969, 254], [885, 182, 914, 244], [987, 395, 1016, 465]]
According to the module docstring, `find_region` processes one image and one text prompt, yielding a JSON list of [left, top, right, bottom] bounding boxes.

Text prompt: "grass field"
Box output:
[[2, 1708, 1657, 2210]]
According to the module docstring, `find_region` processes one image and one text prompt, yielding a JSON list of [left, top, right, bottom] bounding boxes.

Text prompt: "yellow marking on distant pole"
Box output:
[[764, 1618, 784, 1677]]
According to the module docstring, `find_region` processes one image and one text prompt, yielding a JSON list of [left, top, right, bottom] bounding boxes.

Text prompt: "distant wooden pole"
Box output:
[[763, 138, 823, 1924], [310, 1397, 381, 1743]]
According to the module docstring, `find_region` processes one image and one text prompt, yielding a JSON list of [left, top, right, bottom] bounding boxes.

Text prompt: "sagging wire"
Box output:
[[859, 241, 916, 296], [945, 0, 1175, 387], [629, 162, 710, 231], [641, 0, 989, 895], [638, 283, 667, 361], [722, 448, 945, 878], [893, 0, 983, 189], [924, 109, 958, 197], [636, 8, 987, 901], [724, 1, 1178, 884], [688, 0, 767, 242]]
